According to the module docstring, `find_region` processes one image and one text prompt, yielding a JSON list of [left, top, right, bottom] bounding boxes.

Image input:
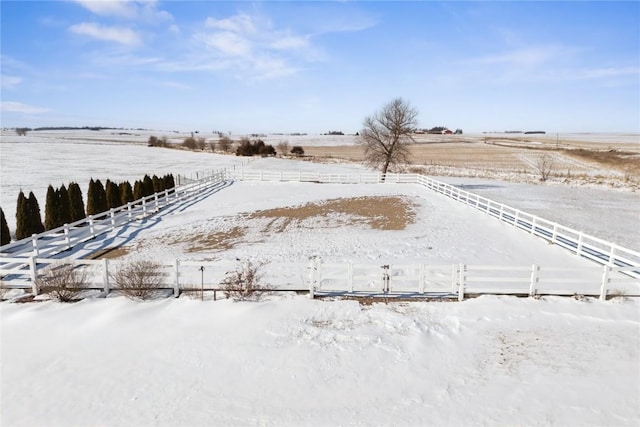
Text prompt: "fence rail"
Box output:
[[0, 170, 227, 260], [226, 169, 640, 279], [2, 167, 639, 300], [1, 257, 638, 301]]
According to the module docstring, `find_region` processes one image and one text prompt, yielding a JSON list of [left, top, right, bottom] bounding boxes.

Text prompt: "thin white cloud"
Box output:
[[199, 31, 252, 57], [74, 0, 137, 18], [575, 66, 639, 80], [1, 75, 23, 89], [205, 14, 257, 34], [70, 22, 142, 46], [270, 34, 310, 51], [194, 12, 321, 80], [73, 0, 172, 23], [1, 101, 50, 114], [475, 45, 569, 68]]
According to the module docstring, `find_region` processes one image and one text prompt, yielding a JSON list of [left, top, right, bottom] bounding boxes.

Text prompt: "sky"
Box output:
[[1, 1, 639, 134]]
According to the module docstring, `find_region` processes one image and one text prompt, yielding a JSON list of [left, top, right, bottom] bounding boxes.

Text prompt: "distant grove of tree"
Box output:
[[1, 173, 176, 245]]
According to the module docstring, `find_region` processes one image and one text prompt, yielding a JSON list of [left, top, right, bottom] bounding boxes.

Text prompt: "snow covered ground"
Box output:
[[1, 131, 639, 426], [2, 295, 638, 426]]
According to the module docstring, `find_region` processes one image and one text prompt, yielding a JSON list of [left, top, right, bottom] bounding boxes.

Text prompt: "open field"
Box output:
[[1, 130, 639, 426]]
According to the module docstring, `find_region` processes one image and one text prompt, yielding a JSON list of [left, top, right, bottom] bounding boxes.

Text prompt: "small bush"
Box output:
[[15, 127, 30, 136], [222, 260, 270, 301], [535, 153, 555, 182], [235, 139, 276, 157], [36, 263, 87, 302], [112, 259, 164, 300], [218, 136, 233, 153], [277, 141, 290, 156], [291, 146, 305, 156], [182, 136, 198, 150]]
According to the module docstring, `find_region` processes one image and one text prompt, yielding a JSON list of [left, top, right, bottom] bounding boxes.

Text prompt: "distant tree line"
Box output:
[[1, 173, 175, 245]]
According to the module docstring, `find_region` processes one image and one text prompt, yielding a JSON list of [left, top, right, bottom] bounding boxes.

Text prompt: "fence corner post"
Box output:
[[29, 255, 39, 295], [173, 259, 180, 298], [102, 258, 110, 294]]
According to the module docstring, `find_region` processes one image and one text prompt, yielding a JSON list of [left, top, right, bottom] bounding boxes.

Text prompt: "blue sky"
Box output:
[[1, 1, 639, 134]]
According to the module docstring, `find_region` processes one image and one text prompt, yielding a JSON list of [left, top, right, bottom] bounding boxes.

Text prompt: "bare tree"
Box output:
[[357, 98, 418, 179], [534, 152, 555, 181], [277, 141, 290, 157]]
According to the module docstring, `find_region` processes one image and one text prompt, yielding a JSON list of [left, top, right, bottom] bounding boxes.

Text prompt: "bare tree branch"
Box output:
[[356, 98, 418, 179]]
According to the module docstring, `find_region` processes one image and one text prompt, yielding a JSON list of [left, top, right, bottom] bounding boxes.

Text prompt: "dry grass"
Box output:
[[183, 227, 246, 252], [90, 246, 133, 260], [563, 149, 640, 175], [248, 196, 417, 231], [301, 138, 640, 179]]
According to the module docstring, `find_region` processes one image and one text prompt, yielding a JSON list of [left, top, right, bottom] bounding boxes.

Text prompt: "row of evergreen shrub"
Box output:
[[0, 173, 175, 245]]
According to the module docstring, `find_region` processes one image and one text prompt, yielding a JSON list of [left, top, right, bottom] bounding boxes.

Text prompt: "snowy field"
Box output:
[[1, 131, 639, 426]]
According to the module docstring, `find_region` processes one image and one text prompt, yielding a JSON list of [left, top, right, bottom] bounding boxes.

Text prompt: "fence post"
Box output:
[[576, 232, 584, 256], [154, 194, 159, 210], [514, 210, 520, 227], [551, 223, 558, 244], [307, 258, 316, 299], [142, 198, 147, 216], [64, 224, 71, 250], [110, 209, 116, 229], [419, 264, 425, 294], [451, 264, 457, 293], [89, 215, 95, 238], [31, 233, 40, 257], [173, 259, 180, 298], [458, 263, 466, 302], [348, 262, 354, 293], [102, 259, 110, 294], [29, 256, 39, 295], [599, 265, 610, 301], [608, 245, 616, 266], [529, 264, 539, 297], [530, 217, 537, 234]]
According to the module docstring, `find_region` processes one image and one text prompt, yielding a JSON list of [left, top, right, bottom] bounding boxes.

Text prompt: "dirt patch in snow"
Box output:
[[148, 196, 417, 254], [247, 196, 416, 232], [90, 246, 134, 259], [181, 226, 246, 252]]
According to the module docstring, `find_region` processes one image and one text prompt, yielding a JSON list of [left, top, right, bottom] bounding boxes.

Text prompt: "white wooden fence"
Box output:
[[1, 257, 638, 301], [0, 170, 227, 259], [227, 169, 640, 279], [1, 167, 639, 300]]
